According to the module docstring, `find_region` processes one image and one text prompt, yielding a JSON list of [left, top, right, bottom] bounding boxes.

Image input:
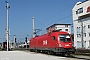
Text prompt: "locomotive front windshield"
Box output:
[[59, 34, 71, 42]]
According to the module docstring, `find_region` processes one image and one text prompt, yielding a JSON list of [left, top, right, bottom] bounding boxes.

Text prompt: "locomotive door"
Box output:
[[50, 36, 58, 48], [34, 39, 36, 49]]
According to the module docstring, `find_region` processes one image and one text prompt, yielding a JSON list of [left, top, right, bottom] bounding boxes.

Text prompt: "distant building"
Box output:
[[46, 24, 71, 34], [0, 43, 2, 48], [73, 0, 90, 49]]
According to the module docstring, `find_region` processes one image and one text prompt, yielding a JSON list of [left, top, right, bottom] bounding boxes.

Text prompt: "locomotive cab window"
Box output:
[[59, 34, 71, 42], [52, 36, 56, 40]]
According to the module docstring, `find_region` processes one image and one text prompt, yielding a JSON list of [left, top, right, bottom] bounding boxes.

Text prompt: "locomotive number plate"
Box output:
[[65, 44, 69, 46]]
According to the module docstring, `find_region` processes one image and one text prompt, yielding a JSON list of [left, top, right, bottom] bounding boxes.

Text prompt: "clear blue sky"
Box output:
[[0, 0, 84, 42]]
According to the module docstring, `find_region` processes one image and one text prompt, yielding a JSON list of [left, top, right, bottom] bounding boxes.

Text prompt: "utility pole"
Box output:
[[81, 22, 84, 49], [9, 27, 10, 49], [32, 17, 35, 37], [5, 1, 10, 51]]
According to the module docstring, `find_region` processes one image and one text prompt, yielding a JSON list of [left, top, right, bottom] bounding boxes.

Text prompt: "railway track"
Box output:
[[21, 49, 90, 60]]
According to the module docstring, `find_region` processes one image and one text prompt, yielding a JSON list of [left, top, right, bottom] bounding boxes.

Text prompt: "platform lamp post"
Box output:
[[5, 1, 10, 51]]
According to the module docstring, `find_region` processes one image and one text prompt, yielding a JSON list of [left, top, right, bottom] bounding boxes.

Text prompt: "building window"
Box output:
[[88, 25, 90, 28], [77, 27, 81, 37], [77, 34, 81, 37], [84, 33, 86, 37], [76, 7, 83, 14], [65, 29, 68, 31], [89, 33, 90, 36], [65, 25, 68, 27], [77, 27, 81, 34], [77, 41, 82, 48], [83, 26, 86, 32], [83, 26, 86, 37]]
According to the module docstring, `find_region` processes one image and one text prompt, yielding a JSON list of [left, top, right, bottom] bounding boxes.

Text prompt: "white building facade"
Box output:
[[73, 0, 90, 49], [46, 24, 71, 34]]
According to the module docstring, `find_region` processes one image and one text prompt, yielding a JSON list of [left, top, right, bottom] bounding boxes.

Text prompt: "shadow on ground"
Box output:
[[55, 54, 90, 60]]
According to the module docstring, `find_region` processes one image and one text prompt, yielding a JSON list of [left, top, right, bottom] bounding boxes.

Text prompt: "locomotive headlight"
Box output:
[[59, 44, 62, 47]]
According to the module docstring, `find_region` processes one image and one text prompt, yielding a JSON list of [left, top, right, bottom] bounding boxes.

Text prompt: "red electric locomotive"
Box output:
[[29, 31, 75, 56]]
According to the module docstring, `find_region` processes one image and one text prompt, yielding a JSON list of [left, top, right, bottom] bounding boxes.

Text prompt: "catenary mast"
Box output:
[[5, 1, 10, 51]]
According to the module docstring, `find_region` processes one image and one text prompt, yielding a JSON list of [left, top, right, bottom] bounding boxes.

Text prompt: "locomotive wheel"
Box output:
[[47, 51, 53, 55], [47, 51, 51, 54], [35, 50, 39, 53], [64, 52, 70, 57], [30, 49, 33, 52]]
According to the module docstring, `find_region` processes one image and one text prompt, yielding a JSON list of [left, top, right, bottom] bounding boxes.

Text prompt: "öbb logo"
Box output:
[[87, 6, 90, 12]]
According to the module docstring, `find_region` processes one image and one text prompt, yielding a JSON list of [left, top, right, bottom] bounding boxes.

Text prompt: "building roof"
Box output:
[[46, 23, 71, 30], [77, 0, 89, 5], [51, 24, 71, 25]]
